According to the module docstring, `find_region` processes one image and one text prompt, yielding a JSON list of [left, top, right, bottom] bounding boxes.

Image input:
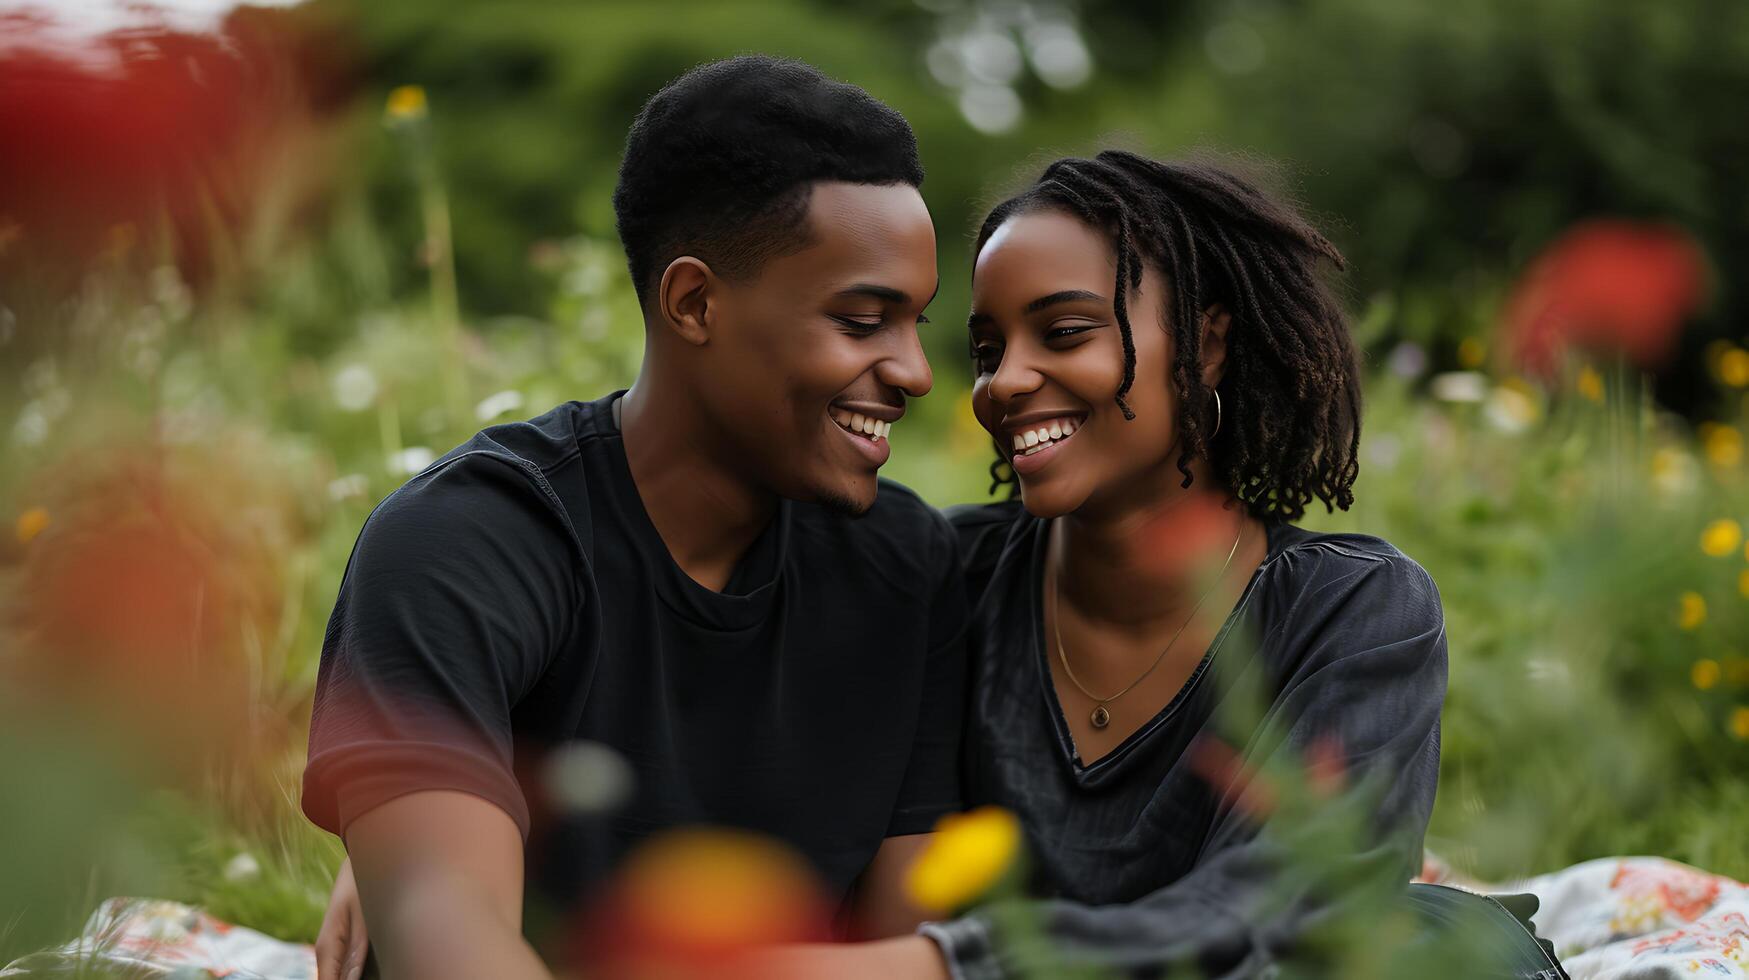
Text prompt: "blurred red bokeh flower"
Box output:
[[1503, 220, 1708, 377], [572, 828, 833, 980], [5, 416, 310, 764], [0, 3, 355, 290]]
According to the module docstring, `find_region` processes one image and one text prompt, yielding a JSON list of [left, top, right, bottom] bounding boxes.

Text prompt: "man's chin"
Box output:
[[808, 473, 878, 517]]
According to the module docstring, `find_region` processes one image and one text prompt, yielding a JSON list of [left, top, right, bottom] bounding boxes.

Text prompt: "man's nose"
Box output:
[[877, 325, 934, 398]]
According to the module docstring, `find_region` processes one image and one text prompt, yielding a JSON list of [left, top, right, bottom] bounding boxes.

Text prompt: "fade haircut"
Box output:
[[977, 152, 1362, 522], [613, 55, 925, 306]]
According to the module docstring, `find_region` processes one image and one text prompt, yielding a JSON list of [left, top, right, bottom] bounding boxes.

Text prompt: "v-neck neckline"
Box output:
[[1027, 516, 1282, 779]]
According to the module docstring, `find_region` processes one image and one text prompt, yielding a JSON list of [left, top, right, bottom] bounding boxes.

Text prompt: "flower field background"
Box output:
[[2, 0, 1748, 971]]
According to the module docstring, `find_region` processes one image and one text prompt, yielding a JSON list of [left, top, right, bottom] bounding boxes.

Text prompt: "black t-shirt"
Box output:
[[922, 500, 1447, 977], [301, 392, 967, 913]]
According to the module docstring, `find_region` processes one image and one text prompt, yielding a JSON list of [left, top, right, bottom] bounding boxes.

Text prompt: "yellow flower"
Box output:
[[1740, 569, 1749, 600], [1457, 337, 1486, 370], [1731, 706, 1749, 741], [1576, 365, 1605, 403], [15, 506, 49, 544], [905, 806, 1022, 914], [1701, 519, 1743, 557], [1703, 424, 1744, 468], [384, 85, 428, 121], [1679, 591, 1707, 630], [1720, 348, 1749, 388], [1693, 659, 1721, 690]]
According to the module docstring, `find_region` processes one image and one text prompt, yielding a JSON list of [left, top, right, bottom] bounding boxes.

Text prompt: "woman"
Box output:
[[316, 152, 1561, 978], [895, 151, 1554, 978]]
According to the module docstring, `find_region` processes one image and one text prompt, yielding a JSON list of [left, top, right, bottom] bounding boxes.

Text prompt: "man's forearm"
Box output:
[[364, 871, 552, 980]]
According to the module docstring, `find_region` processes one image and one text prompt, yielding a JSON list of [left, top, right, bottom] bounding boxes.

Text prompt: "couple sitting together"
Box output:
[[301, 55, 1564, 979]]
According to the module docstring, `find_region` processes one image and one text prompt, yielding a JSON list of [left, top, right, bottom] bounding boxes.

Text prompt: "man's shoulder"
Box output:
[[369, 398, 606, 561], [441, 397, 602, 478]]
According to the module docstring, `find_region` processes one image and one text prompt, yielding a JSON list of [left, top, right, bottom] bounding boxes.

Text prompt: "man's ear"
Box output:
[[656, 256, 716, 347], [1199, 303, 1233, 389]]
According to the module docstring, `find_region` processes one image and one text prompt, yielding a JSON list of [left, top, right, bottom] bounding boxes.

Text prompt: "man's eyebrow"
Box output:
[[1024, 289, 1107, 314], [836, 283, 912, 304]]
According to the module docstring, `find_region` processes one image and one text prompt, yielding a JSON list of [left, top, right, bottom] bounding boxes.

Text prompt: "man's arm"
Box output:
[[344, 790, 551, 980], [843, 833, 935, 940]]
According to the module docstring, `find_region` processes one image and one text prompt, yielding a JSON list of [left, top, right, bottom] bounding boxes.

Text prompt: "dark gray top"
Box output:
[[923, 500, 1447, 979]]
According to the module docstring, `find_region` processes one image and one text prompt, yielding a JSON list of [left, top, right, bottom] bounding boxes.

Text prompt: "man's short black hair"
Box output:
[[612, 55, 925, 305]]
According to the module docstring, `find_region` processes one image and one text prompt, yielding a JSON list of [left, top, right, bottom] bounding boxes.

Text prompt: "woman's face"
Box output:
[[969, 209, 1214, 519]]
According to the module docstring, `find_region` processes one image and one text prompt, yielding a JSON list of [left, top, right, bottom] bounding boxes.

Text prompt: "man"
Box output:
[[303, 56, 963, 979]]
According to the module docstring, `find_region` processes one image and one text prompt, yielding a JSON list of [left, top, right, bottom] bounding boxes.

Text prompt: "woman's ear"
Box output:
[[656, 256, 716, 346], [1199, 304, 1232, 388]]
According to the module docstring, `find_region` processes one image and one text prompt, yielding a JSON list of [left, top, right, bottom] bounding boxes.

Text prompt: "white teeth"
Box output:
[[1008, 417, 1083, 457], [832, 410, 894, 442]]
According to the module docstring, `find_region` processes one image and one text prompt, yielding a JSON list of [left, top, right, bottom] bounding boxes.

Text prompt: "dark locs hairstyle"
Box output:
[[976, 151, 1361, 522], [613, 55, 924, 305]]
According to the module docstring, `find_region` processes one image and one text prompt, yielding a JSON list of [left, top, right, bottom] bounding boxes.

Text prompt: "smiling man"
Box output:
[[301, 57, 964, 980]]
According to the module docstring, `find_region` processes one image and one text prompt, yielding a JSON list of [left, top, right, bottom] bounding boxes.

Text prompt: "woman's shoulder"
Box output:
[[1268, 523, 1435, 583], [1260, 523, 1443, 630], [943, 498, 1031, 606]]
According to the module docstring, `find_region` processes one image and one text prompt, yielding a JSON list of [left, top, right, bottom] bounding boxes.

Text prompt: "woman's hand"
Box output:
[[315, 856, 369, 980]]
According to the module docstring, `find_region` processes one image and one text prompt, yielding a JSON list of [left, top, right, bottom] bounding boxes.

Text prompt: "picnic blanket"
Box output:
[[0, 899, 316, 979], [1418, 854, 1749, 978], [3, 855, 1745, 978]]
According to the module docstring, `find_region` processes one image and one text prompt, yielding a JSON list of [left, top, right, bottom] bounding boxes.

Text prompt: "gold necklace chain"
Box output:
[[1049, 522, 1245, 730]]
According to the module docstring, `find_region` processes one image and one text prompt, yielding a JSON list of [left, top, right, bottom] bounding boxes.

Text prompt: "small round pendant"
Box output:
[[1090, 704, 1111, 729]]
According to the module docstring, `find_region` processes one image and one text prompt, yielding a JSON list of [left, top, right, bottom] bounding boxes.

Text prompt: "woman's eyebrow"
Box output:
[[1024, 289, 1107, 314]]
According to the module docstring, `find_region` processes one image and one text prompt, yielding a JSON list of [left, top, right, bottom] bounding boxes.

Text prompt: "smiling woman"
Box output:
[[906, 153, 1564, 978]]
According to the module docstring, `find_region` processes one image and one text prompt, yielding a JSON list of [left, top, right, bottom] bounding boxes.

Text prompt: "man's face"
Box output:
[[701, 181, 938, 514]]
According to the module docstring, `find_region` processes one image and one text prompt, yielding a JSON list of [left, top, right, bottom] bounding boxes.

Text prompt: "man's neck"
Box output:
[[616, 382, 777, 592]]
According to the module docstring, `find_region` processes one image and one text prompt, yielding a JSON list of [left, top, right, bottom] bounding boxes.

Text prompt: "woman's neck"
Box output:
[[1052, 466, 1262, 632]]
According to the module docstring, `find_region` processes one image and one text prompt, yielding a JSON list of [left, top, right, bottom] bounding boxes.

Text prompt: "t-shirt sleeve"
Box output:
[[301, 450, 582, 842], [923, 547, 1448, 976], [886, 509, 972, 837]]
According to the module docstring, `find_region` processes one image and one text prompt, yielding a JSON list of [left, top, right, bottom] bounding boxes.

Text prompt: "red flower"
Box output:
[[572, 829, 833, 980], [1502, 220, 1708, 377], [0, 4, 354, 290]]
